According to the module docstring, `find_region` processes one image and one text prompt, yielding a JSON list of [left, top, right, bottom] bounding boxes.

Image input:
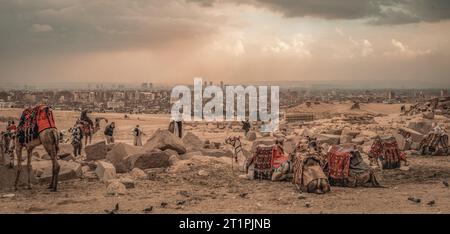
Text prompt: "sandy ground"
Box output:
[[0, 104, 449, 214]]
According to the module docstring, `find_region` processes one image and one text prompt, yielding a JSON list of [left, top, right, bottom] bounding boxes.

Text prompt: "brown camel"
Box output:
[[14, 128, 60, 191]]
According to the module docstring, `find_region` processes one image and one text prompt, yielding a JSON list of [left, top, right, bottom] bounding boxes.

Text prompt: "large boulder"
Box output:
[[41, 144, 74, 160], [182, 132, 204, 150], [351, 137, 365, 145], [200, 148, 233, 157], [106, 180, 127, 195], [85, 141, 107, 161], [144, 129, 186, 154], [407, 120, 432, 135], [125, 151, 171, 170], [106, 143, 145, 173], [95, 161, 117, 181], [398, 127, 424, 143], [58, 144, 73, 158], [129, 168, 148, 180], [316, 134, 340, 145], [32, 160, 82, 183]]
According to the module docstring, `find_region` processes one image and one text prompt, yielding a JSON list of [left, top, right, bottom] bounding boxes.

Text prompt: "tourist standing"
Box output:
[[132, 125, 145, 146], [104, 122, 115, 144]]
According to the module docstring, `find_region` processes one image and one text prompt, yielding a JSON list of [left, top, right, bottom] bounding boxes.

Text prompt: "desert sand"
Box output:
[[0, 103, 449, 214]]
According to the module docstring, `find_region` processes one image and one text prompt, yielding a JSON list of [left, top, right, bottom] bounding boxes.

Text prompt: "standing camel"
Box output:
[[224, 136, 247, 172], [15, 128, 60, 191]]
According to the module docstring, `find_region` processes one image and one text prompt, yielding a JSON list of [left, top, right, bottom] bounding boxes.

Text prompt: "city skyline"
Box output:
[[1, 1, 450, 86]]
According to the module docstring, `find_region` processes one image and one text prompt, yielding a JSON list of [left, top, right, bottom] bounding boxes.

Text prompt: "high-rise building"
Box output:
[[141, 83, 148, 90]]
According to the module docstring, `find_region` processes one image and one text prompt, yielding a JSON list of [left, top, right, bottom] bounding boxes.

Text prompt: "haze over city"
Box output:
[[0, 0, 450, 87]]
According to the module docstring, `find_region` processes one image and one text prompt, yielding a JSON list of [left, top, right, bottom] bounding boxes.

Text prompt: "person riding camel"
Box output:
[[80, 110, 94, 129]]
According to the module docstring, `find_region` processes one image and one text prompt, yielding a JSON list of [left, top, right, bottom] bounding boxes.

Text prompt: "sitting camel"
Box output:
[[290, 141, 331, 194], [325, 145, 381, 188]]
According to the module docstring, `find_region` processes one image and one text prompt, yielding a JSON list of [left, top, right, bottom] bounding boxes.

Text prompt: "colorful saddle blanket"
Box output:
[[369, 136, 405, 169], [18, 105, 56, 143]]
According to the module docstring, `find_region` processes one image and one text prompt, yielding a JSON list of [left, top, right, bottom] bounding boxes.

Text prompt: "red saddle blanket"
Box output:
[[19, 105, 56, 133], [369, 136, 405, 169], [327, 145, 352, 180], [35, 105, 56, 132]]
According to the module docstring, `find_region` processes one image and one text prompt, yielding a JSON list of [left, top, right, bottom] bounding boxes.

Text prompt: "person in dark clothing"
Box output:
[[104, 122, 115, 144], [242, 120, 251, 135]]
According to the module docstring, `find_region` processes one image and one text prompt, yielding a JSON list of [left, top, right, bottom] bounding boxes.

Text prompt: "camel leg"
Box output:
[[14, 145, 23, 190], [50, 155, 60, 192], [26, 148, 33, 190]]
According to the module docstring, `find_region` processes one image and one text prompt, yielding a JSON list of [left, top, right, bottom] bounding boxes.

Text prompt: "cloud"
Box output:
[[384, 39, 432, 58], [190, 0, 450, 25], [333, 27, 374, 58], [0, 0, 221, 56], [30, 24, 54, 33], [262, 34, 312, 57]]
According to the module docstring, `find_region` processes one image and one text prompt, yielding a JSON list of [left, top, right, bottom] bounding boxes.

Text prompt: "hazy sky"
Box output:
[[1, 0, 450, 86]]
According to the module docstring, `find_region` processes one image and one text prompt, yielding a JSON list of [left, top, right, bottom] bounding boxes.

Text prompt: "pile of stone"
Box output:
[[405, 97, 450, 117]]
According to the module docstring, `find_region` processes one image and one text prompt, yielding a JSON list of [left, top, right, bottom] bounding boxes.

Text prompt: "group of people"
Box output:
[[64, 110, 150, 157]]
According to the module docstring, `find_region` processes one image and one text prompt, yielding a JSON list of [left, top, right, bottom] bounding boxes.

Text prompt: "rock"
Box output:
[[351, 137, 365, 145], [106, 143, 117, 152], [407, 120, 432, 135], [106, 180, 127, 195], [198, 169, 209, 177], [81, 165, 97, 179], [145, 168, 165, 180], [125, 151, 171, 170], [246, 131, 257, 141], [1, 193, 15, 198], [422, 112, 435, 119], [129, 168, 148, 180], [169, 155, 180, 166], [326, 129, 343, 135], [316, 134, 340, 145], [393, 133, 406, 150], [200, 149, 233, 157], [163, 149, 179, 157], [182, 132, 204, 150], [144, 129, 186, 154], [118, 177, 135, 189], [58, 144, 74, 157], [85, 141, 107, 161], [32, 160, 82, 183], [398, 127, 424, 143], [340, 134, 353, 144], [106, 143, 145, 173], [95, 161, 116, 181]]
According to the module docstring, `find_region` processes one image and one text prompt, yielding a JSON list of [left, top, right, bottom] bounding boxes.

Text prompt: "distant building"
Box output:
[[107, 101, 125, 109], [141, 83, 148, 90], [0, 101, 14, 108], [441, 89, 448, 97]]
